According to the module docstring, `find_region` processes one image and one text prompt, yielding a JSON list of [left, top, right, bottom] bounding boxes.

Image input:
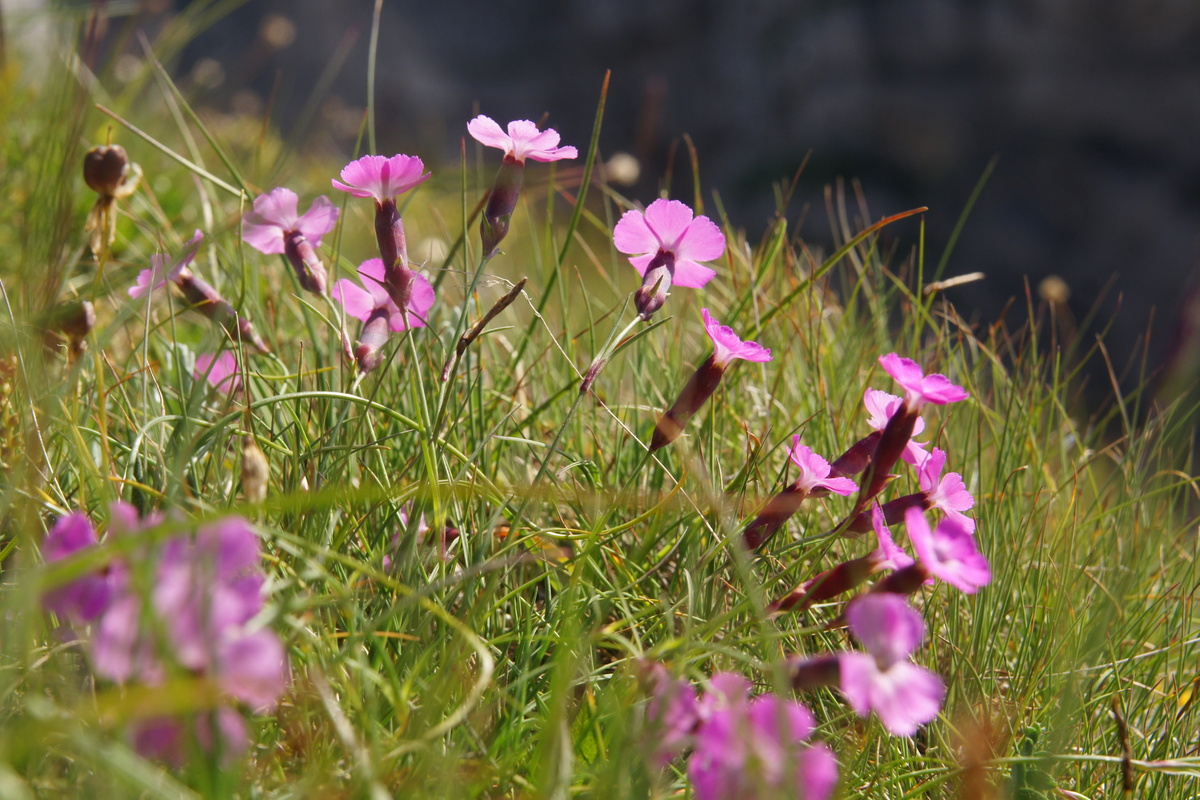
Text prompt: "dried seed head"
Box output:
[[241, 436, 269, 503], [83, 144, 131, 197]]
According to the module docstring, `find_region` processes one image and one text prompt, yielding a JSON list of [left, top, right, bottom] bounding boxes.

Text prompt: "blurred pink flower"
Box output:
[[869, 503, 916, 573], [701, 308, 771, 368], [839, 593, 946, 737], [787, 438, 859, 496], [128, 230, 203, 300], [194, 351, 242, 394], [905, 506, 991, 593], [41, 512, 118, 623], [467, 115, 577, 164], [879, 353, 969, 410], [331, 154, 430, 201]]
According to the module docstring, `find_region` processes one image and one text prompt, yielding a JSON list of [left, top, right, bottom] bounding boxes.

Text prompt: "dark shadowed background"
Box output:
[[167, 0, 1200, 404]]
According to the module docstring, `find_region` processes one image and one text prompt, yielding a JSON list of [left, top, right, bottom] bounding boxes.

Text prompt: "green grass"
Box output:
[[2, 9, 1199, 800]]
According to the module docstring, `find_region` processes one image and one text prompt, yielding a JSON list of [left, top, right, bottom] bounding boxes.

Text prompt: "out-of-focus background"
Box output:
[[16, 0, 1200, 404]]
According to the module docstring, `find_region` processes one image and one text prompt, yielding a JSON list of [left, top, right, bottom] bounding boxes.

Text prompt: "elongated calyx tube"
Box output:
[[353, 310, 392, 373], [283, 231, 328, 295], [480, 157, 525, 258], [374, 198, 414, 311], [853, 405, 919, 513], [176, 271, 270, 354], [742, 485, 810, 550], [651, 354, 724, 451], [768, 553, 878, 614]]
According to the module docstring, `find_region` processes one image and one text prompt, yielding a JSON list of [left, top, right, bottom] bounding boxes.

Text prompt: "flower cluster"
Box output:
[[41, 504, 287, 763], [643, 666, 838, 800]]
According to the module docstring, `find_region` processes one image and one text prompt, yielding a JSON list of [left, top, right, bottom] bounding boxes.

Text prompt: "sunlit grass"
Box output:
[[1, 8, 1198, 800]]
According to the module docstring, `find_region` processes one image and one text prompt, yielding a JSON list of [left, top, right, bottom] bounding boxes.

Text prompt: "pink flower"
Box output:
[[905, 507, 991, 593], [878, 353, 969, 410], [242, 188, 339, 295], [839, 593, 946, 737], [467, 115, 577, 164], [333, 258, 435, 332], [701, 308, 771, 368], [129, 230, 204, 299], [688, 681, 837, 800], [863, 388, 928, 465], [613, 198, 725, 290], [41, 512, 117, 623], [242, 188, 338, 253], [916, 448, 976, 533], [641, 663, 701, 767], [869, 503, 916, 573], [331, 154, 430, 201], [194, 352, 242, 394], [787, 438, 859, 496]]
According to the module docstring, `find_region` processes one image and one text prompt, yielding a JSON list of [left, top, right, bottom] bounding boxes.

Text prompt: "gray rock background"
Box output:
[[176, 0, 1200, 401]]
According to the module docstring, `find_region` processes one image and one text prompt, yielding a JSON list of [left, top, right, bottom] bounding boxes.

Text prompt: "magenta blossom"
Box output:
[[879, 353, 969, 410], [333, 258, 435, 372], [788, 438, 859, 496], [641, 663, 701, 767], [840, 593, 946, 737], [905, 506, 991, 593], [869, 503, 916, 573], [916, 448, 976, 533], [129, 230, 204, 300], [688, 678, 837, 800], [333, 258, 435, 332], [863, 388, 929, 465], [702, 308, 771, 368], [613, 199, 725, 319], [332, 154, 430, 201], [194, 351, 242, 394], [242, 188, 339, 295], [41, 512, 118, 623], [467, 115, 578, 164]]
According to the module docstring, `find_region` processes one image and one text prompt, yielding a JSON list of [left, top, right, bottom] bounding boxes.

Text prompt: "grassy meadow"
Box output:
[[1, 7, 1198, 799]]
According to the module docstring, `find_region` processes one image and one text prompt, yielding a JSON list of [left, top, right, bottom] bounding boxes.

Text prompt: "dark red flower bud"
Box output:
[[480, 157, 525, 258], [354, 310, 392, 373], [634, 250, 675, 321], [283, 231, 329, 295]]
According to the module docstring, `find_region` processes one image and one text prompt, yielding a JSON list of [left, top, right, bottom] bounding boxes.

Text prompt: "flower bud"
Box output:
[[176, 272, 270, 354], [241, 437, 269, 504], [83, 144, 131, 197], [634, 251, 674, 321], [353, 310, 392, 373], [742, 485, 808, 551]]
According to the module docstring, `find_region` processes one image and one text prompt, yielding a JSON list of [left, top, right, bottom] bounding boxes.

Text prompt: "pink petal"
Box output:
[[294, 195, 339, 243], [332, 279, 377, 322], [333, 154, 389, 199], [879, 353, 926, 394], [376, 154, 430, 197], [671, 259, 718, 288], [467, 115, 513, 152], [864, 388, 903, 430], [612, 208, 660, 256], [795, 742, 839, 800], [837, 652, 879, 718], [251, 187, 299, 228], [219, 629, 288, 711], [241, 220, 286, 255], [676, 214, 726, 264], [355, 258, 393, 307], [387, 272, 435, 332], [702, 308, 772, 366], [357, 256, 386, 284], [870, 503, 915, 572], [526, 143, 577, 163], [845, 593, 925, 667], [642, 199, 695, 251], [194, 352, 241, 393], [866, 661, 945, 737], [508, 119, 557, 150]]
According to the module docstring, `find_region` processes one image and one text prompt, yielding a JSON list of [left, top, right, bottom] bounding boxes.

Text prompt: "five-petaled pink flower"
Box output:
[[878, 353, 969, 410], [333, 258, 435, 372], [905, 506, 991, 593], [614, 199, 725, 319], [788, 438, 859, 496], [702, 308, 771, 368], [194, 351, 242, 394], [916, 448, 976, 533], [242, 188, 339, 295], [332, 154, 430, 201], [467, 115, 578, 164], [839, 593, 946, 737]]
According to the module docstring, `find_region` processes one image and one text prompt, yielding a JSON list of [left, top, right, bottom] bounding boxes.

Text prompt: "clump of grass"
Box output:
[[1, 8, 1198, 800]]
